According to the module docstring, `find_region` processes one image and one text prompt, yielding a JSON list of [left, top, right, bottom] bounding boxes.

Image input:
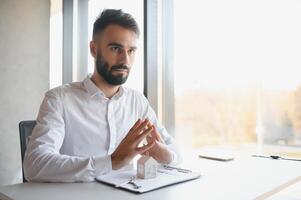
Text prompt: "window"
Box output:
[[173, 0, 301, 155], [49, 0, 63, 88], [88, 0, 144, 93]]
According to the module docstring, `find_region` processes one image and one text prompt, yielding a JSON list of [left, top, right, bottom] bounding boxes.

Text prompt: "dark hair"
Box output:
[[92, 9, 140, 40]]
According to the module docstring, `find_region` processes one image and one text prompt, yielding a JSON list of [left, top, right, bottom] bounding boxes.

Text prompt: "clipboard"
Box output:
[[95, 166, 201, 193]]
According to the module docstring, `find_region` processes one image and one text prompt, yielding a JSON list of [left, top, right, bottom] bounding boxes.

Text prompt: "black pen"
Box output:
[[252, 154, 301, 161]]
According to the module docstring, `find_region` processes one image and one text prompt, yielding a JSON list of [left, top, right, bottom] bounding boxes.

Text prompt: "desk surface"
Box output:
[[1, 149, 301, 200]]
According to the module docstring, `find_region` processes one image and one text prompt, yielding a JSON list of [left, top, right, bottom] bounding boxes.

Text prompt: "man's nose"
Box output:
[[119, 50, 130, 65]]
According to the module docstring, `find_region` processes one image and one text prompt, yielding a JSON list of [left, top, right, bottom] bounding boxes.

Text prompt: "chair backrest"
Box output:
[[19, 120, 36, 182]]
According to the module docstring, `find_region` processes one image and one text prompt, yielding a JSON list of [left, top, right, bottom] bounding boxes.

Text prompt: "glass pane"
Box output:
[[88, 0, 144, 93], [174, 0, 301, 155], [49, 0, 63, 89]]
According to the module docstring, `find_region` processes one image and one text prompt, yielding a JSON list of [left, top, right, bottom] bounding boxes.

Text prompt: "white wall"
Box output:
[[0, 0, 50, 186]]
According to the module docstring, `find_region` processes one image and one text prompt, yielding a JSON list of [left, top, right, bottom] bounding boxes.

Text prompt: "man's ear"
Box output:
[[90, 41, 97, 58]]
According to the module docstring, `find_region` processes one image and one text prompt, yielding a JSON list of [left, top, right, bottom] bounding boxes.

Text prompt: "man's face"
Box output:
[[91, 24, 138, 85]]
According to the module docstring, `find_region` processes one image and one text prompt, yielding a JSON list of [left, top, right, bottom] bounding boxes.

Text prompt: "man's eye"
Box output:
[[128, 49, 136, 55], [111, 46, 120, 52]]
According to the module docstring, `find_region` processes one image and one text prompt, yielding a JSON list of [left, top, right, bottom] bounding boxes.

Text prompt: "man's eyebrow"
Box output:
[[107, 42, 137, 50], [107, 42, 123, 47], [130, 46, 137, 50]]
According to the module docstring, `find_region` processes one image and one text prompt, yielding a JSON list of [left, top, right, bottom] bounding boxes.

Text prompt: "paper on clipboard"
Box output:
[[95, 166, 201, 193]]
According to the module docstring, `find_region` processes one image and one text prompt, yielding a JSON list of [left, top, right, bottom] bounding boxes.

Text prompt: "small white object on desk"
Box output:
[[198, 147, 235, 161], [137, 155, 158, 179]]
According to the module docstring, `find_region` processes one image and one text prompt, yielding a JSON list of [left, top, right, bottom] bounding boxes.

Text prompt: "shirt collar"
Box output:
[[83, 75, 126, 100], [112, 86, 125, 100]]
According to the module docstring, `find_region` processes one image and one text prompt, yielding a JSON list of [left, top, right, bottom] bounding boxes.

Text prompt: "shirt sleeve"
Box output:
[[138, 93, 182, 166], [23, 89, 112, 182]]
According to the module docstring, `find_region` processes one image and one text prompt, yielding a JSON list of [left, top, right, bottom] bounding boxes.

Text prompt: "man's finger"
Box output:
[[128, 119, 142, 135], [151, 125, 164, 143], [135, 126, 153, 144], [132, 118, 150, 136], [146, 131, 155, 143], [136, 141, 156, 154]]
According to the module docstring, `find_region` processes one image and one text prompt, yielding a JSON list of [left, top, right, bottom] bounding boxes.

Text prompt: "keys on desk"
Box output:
[[128, 179, 141, 189], [116, 176, 141, 189]]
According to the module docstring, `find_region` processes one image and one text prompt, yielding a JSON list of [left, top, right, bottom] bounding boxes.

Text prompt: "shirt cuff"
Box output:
[[167, 150, 178, 166], [92, 155, 112, 176]]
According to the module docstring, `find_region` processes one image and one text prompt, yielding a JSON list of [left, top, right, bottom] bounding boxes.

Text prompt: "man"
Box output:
[[24, 9, 180, 182]]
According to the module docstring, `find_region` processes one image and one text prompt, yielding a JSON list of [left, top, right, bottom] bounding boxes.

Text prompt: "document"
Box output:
[[95, 166, 201, 193]]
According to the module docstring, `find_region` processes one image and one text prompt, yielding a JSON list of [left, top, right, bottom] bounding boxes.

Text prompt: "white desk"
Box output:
[[1, 149, 300, 200]]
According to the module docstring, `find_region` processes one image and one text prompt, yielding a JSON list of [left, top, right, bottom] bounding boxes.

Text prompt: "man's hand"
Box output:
[[111, 119, 156, 170], [144, 125, 173, 164]]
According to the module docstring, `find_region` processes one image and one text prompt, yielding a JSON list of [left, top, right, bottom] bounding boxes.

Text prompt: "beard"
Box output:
[[95, 52, 130, 85]]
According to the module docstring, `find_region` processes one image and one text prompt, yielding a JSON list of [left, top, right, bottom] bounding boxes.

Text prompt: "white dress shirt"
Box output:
[[23, 76, 180, 182]]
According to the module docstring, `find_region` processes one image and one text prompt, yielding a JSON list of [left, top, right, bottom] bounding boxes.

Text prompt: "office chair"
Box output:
[[19, 120, 36, 182]]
